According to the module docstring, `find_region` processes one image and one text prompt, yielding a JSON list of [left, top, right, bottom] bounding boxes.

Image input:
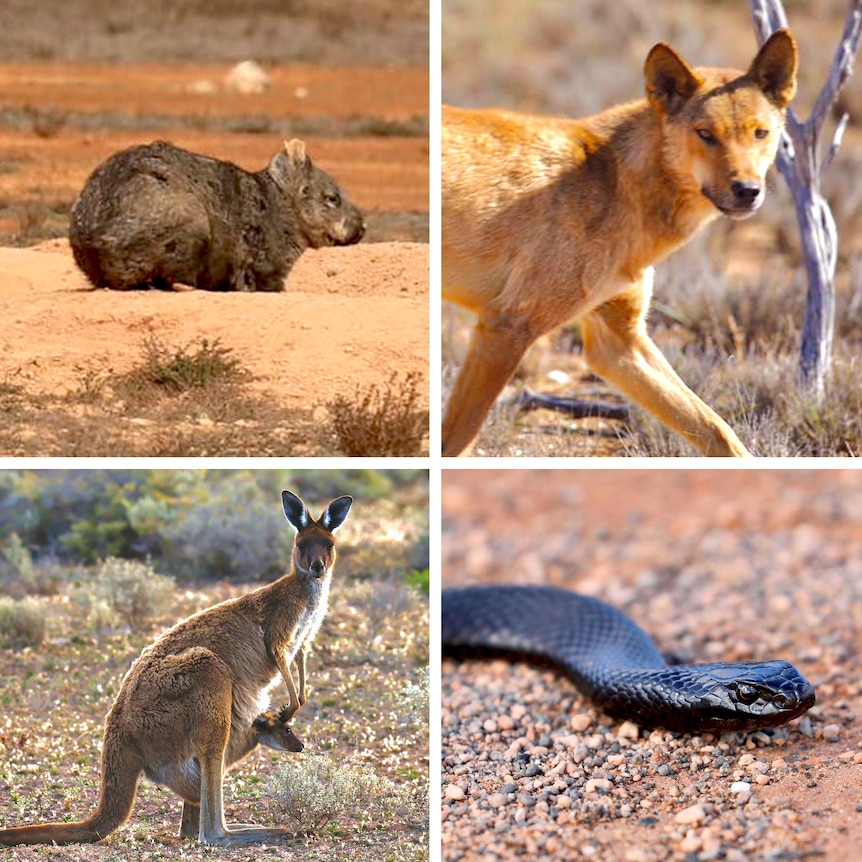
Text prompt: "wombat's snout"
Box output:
[[333, 213, 366, 246]]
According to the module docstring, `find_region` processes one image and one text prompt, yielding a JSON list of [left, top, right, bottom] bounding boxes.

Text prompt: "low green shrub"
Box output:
[[94, 557, 174, 630], [0, 596, 46, 648], [268, 755, 410, 833]]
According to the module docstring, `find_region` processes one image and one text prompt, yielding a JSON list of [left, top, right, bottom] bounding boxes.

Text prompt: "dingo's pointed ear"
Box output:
[[748, 28, 798, 108], [282, 490, 310, 531], [321, 496, 352, 532], [645, 43, 702, 115]]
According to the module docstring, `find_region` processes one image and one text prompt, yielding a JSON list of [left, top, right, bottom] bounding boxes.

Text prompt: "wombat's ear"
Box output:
[[268, 139, 311, 188], [284, 138, 309, 167], [267, 152, 292, 188]]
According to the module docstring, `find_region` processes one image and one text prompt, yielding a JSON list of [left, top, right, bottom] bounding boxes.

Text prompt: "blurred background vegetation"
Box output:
[[0, 468, 428, 601]]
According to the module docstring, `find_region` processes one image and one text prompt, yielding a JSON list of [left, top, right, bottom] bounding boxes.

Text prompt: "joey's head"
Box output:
[[253, 707, 305, 753], [644, 29, 797, 220], [281, 489, 353, 579]]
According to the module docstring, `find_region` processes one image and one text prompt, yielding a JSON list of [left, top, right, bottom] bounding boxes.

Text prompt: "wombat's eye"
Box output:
[[754, 128, 769, 140], [324, 192, 341, 207]]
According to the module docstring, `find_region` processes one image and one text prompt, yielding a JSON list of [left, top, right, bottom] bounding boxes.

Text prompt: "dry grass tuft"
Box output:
[[114, 334, 247, 401], [326, 371, 428, 456]]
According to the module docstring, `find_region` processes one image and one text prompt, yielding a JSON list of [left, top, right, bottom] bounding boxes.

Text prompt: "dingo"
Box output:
[[442, 30, 797, 457]]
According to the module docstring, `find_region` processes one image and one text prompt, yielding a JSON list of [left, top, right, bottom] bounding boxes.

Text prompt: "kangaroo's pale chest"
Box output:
[[286, 578, 330, 659]]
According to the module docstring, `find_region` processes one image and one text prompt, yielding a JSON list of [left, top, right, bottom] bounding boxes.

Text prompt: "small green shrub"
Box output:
[[404, 568, 429, 596], [117, 335, 245, 400], [326, 371, 428, 457], [0, 533, 35, 591], [94, 557, 174, 630], [268, 756, 409, 833], [0, 596, 46, 648]]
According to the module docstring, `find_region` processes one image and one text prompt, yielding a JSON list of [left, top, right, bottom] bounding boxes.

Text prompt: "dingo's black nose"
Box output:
[[731, 181, 761, 205]]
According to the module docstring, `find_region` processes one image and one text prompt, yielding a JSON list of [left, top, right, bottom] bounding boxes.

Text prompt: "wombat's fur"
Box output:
[[69, 139, 365, 292]]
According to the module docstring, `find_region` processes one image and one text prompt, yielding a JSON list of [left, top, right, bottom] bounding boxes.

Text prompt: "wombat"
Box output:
[[69, 139, 365, 292]]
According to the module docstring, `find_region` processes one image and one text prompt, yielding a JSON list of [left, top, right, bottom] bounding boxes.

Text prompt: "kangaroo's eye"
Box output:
[[696, 128, 717, 145], [754, 128, 769, 140]]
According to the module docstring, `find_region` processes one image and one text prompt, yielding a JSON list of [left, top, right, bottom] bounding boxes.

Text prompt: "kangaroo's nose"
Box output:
[[731, 181, 761, 206], [310, 560, 325, 575]]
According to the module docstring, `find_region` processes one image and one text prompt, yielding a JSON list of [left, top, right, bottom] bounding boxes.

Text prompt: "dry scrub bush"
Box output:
[[0, 533, 36, 594], [365, 578, 419, 639], [268, 755, 411, 833], [327, 371, 428, 456], [117, 334, 245, 400], [0, 596, 46, 647], [93, 557, 175, 630], [623, 243, 862, 456]]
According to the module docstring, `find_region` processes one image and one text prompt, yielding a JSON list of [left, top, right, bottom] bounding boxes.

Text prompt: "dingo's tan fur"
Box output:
[[0, 490, 352, 847], [442, 30, 797, 457]]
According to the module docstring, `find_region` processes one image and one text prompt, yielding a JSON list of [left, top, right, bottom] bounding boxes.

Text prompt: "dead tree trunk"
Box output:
[[749, 0, 862, 397]]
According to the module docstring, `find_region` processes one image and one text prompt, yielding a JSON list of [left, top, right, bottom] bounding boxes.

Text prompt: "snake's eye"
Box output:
[[735, 683, 759, 705]]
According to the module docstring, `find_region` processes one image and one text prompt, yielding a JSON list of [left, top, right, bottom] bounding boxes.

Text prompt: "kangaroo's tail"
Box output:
[[0, 731, 142, 846]]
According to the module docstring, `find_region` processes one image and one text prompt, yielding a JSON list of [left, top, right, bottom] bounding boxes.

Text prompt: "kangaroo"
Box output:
[[0, 490, 352, 847], [442, 30, 798, 457]]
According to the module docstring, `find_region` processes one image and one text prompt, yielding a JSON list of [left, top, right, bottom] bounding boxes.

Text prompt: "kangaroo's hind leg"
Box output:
[[185, 654, 294, 845]]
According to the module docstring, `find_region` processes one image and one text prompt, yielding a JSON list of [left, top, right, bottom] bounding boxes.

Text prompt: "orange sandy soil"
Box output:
[[0, 238, 428, 408]]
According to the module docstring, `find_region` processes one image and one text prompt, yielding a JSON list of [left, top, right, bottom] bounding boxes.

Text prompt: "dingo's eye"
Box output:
[[754, 128, 769, 140], [696, 129, 717, 145]]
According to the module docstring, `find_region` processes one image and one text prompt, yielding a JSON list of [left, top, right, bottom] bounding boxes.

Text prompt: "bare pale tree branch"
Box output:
[[749, 0, 862, 395]]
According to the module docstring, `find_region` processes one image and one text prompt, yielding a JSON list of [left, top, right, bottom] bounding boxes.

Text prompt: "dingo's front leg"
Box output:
[[582, 283, 751, 457], [443, 315, 536, 457]]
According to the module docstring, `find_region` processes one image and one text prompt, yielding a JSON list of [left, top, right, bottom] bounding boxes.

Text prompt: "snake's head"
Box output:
[[682, 660, 816, 733]]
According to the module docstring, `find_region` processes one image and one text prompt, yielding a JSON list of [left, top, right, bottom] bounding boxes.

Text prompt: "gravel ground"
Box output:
[[441, 469, 862, 862]]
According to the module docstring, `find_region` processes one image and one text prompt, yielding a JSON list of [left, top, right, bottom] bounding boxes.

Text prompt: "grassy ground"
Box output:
[[0, 495, 429, 860]]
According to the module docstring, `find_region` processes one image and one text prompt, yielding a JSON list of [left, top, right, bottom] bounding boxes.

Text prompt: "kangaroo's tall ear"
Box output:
[[321, 496, 353, 532], [748, 28, 798, 108], [282, 490, 310, 531], [645, 43, 703, 115]]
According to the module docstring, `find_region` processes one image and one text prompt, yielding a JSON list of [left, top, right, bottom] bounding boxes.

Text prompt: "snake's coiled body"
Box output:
[[442, 585, 815, 733]]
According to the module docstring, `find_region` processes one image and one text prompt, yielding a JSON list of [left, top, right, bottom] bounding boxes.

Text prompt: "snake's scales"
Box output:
[[442, 585, 815, 733]]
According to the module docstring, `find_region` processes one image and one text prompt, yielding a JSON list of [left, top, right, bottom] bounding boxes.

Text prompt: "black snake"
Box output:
[[442, 585, 816, 733]]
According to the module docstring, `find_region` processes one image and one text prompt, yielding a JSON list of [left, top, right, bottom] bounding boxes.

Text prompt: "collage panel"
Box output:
[[0, 1, 429, 458], [441, 0, 862, 457], [441, 468, 860, 860], [0, 468, 429, 857]]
